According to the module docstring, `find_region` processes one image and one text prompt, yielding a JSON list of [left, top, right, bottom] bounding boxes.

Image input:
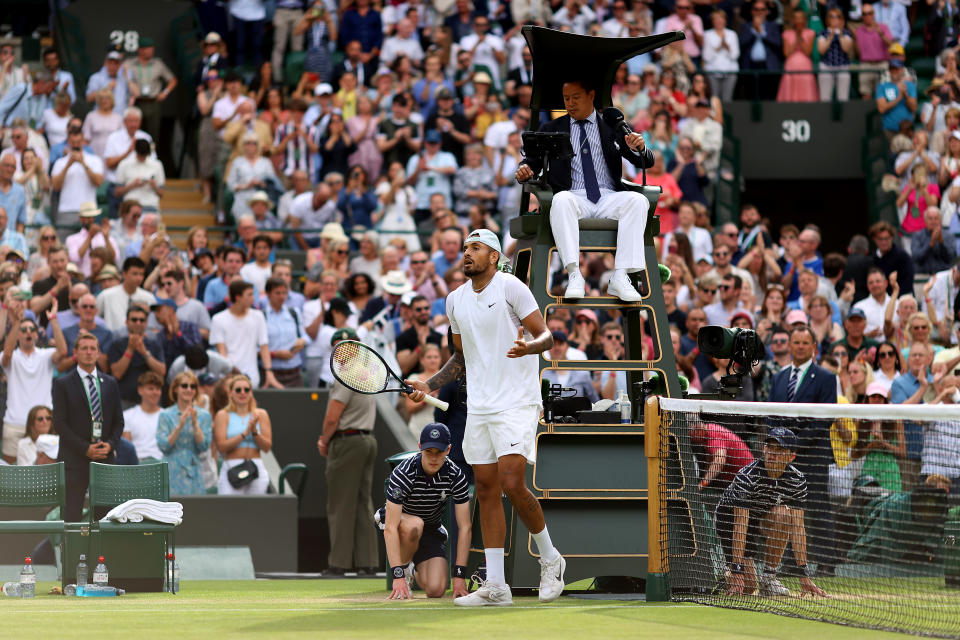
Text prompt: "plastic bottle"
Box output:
[[619, 390, 632, 424], [171, 554, 180, 594], [2, 581, 21, 597], [93, 556, 108, 586], [77, 554, 88, 586], [19, 557, 35, 598], [64, 584, 77, 596], [76, 585, 125, 597]]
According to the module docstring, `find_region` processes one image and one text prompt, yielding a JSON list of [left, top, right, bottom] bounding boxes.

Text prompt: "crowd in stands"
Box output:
[[0, 0, 956, 519]]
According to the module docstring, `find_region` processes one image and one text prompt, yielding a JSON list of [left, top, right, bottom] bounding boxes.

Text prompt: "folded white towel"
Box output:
[[102, 499, 184, 525]]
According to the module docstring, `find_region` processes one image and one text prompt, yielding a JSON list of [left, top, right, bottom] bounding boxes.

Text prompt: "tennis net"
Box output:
[[652, 396, 960, 638]]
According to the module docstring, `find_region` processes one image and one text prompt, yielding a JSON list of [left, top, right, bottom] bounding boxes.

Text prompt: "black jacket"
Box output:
[[54, 369, 124, 469], [521, 112, 655, 195]]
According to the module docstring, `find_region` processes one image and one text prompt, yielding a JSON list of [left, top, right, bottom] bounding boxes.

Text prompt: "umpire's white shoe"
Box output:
[[564, 271, 586, 299], [538, 554, 566, 602], [607, 273, 642, 302], [454, 579, 513, 607], [758, 574, 790, 597]]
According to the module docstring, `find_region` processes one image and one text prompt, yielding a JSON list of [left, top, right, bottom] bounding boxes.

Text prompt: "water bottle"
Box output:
[[20, 557, 35, 598], [77, 585, 125, 597], [64, 584, 77, 596], [171, 554, 180, 594], [619, 390, 632, 424], [77, 554, 88, 587], [2, 581, 21, 597], [93, 556, 108, 586]]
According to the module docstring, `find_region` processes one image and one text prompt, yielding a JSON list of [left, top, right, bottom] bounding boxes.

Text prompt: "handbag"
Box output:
[[227, 458, 259, 489]]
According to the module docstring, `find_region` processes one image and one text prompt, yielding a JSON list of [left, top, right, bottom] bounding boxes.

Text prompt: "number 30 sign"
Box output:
[[781, 119, 811, 143]]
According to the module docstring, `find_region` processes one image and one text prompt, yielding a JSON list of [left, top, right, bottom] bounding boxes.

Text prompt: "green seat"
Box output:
[[284, 51, 306, 89], [0, 462, 66, 534], [88, 462, 177, 590]]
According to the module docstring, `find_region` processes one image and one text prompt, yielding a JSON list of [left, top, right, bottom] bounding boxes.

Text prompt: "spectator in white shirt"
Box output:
[[1, 301, 67, 464], [289, 182, 338, 249], [458, 16, 507, 89], [51, 128, 105, 232], [96, 256, 157, 330], [122, 371, 165, 463], [15, 405, 57, 466], [102, 107, 153, 184], [551, 0, 598, 35], [277, 169, 311, 223], [854, 267, 892, 339], [64, 202, 119, 277], [381, 18, 425, 67], [239, 234, 275, 293], [210, 280, 280, 388], [212, 72, 254, 138], [114, 138, 165, 211], [40, 91, 73, 148], [702, 10, 740, 102]]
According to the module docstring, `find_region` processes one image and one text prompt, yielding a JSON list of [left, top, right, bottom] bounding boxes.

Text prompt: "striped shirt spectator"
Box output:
[[717, 459, 807, 515], [385, 453, 470, 526]]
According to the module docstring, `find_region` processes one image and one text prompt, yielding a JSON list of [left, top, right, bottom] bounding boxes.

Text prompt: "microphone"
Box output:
[[602, 107, 634, 138]]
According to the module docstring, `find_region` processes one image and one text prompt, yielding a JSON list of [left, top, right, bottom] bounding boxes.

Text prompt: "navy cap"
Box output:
[[551, 330, 567, 343], [150, 298, 177, 311], [765, 427, 798, 452], [424, 129, 442, 144], [889, 58, 905, 68], [420, 423, 451, 450], [847, 308, 866, 320]]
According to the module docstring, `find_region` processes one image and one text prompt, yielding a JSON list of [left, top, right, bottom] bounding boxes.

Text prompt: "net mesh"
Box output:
[[656, 397, 960, 639], [330, 341, 389, 393]]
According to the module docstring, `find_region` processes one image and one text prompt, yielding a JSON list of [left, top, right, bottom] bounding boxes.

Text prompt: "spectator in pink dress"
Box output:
[[896, 164, 940, 248], [777, 11, 817, 102]]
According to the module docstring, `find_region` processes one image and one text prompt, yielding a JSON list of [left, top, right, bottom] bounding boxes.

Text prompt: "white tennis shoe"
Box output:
[[607, 273, 642, 302], [564, 271, 586, 299], [758, 574, 790, 597], [538, 554, 566, 602], [454, 579, 513, 606]]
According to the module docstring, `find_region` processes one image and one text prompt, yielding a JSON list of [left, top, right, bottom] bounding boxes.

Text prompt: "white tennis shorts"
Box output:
[[463, 404, 540, 465]]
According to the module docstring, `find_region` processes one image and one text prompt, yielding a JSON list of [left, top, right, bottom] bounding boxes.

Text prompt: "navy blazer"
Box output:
[[522, 112, 655, 195], [769, 362, 836, 460], [54, 369, 124, 470]]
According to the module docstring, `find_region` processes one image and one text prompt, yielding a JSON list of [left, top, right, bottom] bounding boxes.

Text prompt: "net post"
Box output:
[[645, 395, 670, 601]]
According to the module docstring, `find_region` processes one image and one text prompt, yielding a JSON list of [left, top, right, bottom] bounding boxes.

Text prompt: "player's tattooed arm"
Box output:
[[426, 349, 465, 391]]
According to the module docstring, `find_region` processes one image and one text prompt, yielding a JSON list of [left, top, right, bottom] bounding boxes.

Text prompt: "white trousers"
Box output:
[[549, 189, 648, 271]]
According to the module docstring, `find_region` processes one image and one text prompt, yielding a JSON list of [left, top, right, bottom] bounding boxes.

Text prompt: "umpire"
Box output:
[[376, 423, 472, 600], [715, 427, 827, 598], [318, 327, 379, 575]]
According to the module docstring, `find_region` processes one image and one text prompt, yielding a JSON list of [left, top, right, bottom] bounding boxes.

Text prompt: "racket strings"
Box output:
[[331, 341, 389, 392]]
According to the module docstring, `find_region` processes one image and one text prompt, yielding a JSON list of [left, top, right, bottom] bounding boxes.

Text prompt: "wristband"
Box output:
[[124, 351, 133, 359], [453, 565, 467, 579], [391, 565, 405, 579], [730, 563, 744, 575]]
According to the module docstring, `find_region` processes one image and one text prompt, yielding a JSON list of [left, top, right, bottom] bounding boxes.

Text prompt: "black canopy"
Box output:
[[521, 26, 685, 118]]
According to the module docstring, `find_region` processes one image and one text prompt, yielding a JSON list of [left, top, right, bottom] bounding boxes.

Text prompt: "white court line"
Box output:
[[0, 603, 698, 614]]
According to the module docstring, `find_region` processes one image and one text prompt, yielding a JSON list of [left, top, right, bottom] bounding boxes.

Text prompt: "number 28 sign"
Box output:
[[109, 30, 141, 53], [781, 119, 811, 143]]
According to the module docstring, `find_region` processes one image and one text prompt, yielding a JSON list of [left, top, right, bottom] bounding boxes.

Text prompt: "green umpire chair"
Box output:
[[485, 26, 685, 594]]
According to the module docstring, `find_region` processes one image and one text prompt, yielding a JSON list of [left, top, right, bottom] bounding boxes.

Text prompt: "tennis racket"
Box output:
[[330, 340, 449, 411]]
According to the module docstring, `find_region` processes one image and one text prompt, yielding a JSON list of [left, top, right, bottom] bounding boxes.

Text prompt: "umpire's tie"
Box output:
[[87, 374, 103, 423], [785, 366, 799, 403], [576, 119, 602, 204]]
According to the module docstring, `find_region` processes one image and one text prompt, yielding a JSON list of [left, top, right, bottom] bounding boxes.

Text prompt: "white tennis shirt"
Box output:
[[447, 272, 542, 415]]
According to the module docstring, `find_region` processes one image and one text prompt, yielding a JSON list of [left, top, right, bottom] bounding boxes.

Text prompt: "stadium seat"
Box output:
[[87, 462, 177, 585], [284, 52, 306, 89], [0, 462, 66, 535]]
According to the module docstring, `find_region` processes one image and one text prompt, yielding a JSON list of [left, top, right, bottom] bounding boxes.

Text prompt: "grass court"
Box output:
[[0, 579, 919, 639]]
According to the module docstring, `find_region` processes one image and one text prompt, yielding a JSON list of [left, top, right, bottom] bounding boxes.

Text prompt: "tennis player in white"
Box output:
[[407, 228, 566, 606]]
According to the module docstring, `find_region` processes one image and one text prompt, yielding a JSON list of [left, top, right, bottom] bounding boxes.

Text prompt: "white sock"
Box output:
[[532, 526, 560, 562], [613, 269, 626, 280], [484, 548, 506, 587], [565, 263, 579, 275]]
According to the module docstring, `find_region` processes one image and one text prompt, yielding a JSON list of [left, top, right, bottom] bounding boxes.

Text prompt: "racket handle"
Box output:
[[421, 395, 449, 412]]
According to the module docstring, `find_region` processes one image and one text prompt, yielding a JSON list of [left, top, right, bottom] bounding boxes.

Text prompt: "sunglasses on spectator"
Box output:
[[233, 386, 252, 393], [162, 281, 175, 287], [713, 251, 729, 257], [604, 334, 623, 341], [41, 234, 57, 241], [80, 304, 96, 309], [128, 317, 146, 323], [718, 284, 734, 291], [676, 4, 692, 9], [832, 350, 849, 358], [576, 318, 594, 324], [19, 326, 36, 333], [752, 6, 768, 12], [35, 415, 52, 422], [771, 338, 788, 344], [700, 288, 717, 295], [335, 249, 348, 255], [410, 259, 427, 264], [879, 350, 896, 358], [179, 383, 198, 389]]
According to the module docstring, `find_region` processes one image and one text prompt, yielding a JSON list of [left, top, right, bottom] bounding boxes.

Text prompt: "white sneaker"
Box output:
[[607, 274, 641, 302], [538, 554, 566, 602], [564, 270, 586, 299], [404, 562, 415, 592], [454, 579, 513, 606], [758, 573, 790, 596]]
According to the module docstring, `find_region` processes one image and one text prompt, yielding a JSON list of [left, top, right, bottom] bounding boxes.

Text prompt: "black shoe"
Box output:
[[634, 270, 649, 298], [356, 567, 380, 576], [323, 566, 347, 577]]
